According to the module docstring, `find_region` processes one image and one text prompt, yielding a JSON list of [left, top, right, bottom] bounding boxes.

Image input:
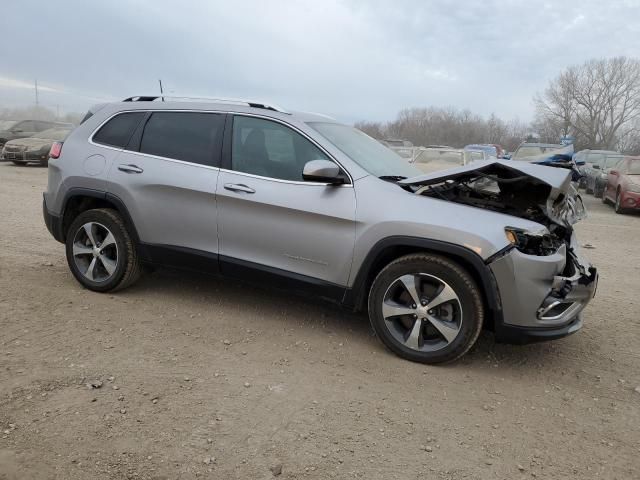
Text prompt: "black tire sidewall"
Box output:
[[65, 210, 131, 292], [368, 255, 483, 364]]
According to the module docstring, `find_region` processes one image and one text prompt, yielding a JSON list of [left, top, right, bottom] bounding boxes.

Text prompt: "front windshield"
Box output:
[[0, 120, 17, 131], [33, 128, 70, 141], [513, 145, 566, 161], [308, 122, 420, 178], [465, 145, 497, 156], [628, 160, 640, 175]]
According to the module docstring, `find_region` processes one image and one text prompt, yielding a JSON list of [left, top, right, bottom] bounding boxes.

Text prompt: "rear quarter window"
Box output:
[[93, 112, 146, 148]]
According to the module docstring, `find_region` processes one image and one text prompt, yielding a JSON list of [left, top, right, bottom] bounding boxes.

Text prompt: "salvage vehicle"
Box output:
[[42, 96, 598, 364], [411, 147, 484, 174], [602, 156, 640, 214], [3, 128, 72, 166], [581, 150, 624, 198], [0, 119, 73, 153]]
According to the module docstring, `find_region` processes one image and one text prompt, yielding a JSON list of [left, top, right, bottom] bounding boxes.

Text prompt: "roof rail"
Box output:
[[121, 95, 289, 113]]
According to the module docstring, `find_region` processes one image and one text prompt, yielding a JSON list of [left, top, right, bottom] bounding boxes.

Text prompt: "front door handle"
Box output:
[[118, 164, 144, 174], [224, 183, 255, 194]]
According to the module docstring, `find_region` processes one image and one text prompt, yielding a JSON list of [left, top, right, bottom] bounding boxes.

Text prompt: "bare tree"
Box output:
[[535, 57, 640, 150]]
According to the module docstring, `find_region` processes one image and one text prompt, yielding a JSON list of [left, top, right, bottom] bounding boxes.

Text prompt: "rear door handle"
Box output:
[[118, 164, 144, 174], [224, 183, 255, 194]]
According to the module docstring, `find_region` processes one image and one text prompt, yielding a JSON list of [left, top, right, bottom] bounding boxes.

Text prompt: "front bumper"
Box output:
[[489, 235, 598, 344], [3, 149, 49, 163], [621, 190, 640, 209]]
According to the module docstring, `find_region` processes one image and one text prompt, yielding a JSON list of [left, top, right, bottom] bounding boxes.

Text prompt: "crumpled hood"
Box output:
[[4, 138, 52, 150], [401, 159, 586, 227]]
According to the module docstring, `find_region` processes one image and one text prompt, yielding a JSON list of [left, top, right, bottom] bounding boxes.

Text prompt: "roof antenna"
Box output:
[[158, 79, 165, 102]]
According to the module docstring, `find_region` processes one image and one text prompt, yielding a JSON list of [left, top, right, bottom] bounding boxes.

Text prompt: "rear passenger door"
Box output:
[[105, 111, 225, 268]]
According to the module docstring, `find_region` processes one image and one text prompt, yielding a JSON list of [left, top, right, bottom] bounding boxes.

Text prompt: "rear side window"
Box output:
[[139, 112, 224, 166], [93, 112, 146, 148]]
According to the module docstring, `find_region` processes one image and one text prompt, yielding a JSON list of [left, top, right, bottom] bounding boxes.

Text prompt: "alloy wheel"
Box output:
[[71, 222, 118, 282], [382, 273, 463, 352]]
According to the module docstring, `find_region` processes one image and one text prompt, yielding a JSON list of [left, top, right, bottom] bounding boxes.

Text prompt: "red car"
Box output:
[[602, 156, 640, 214]]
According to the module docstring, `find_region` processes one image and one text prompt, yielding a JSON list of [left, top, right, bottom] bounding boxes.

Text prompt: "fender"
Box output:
[[343, 236, 503, 328]]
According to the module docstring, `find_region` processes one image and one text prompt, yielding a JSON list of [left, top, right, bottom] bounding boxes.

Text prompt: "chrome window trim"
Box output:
[[88, 109, 353, 186]]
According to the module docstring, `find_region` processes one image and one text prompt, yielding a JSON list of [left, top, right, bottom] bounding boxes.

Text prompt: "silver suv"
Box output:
[[43, 96, 598, 363]]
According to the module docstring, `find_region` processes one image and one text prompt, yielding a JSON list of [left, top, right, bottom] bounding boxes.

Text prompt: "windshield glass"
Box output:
[[513, 145, 566, 161], [465, 144, 497, 156], [628, 160, 640, 175], [33, 128, 70, 140], [308, 122, 420, 178], [0, 120, 17, 131]]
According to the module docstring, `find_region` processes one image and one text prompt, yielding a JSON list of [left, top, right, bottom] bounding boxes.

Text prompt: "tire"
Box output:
[[614, 190, 625, 215], [594, 183, 603, 198], [601, 193, 610, 205], [368, 253, 484, 364], [65, 208, 141, 292]]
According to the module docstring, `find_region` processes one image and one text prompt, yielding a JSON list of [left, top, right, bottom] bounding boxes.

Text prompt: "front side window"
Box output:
[[588, 153, 605, 167], [14, 121, 34, 131], [604, 155, 623, 170], [93, 112, 146, 149], [139, 112, 224, 166], [232, 116, 331, 181]]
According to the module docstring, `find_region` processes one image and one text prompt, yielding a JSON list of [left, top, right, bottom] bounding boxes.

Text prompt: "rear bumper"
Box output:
[[43, 196, 65, 243]]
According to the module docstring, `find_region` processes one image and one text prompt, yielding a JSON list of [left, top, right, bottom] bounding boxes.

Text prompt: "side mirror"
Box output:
[[302, 160, 345, 184], [609, 170, 619, 176]]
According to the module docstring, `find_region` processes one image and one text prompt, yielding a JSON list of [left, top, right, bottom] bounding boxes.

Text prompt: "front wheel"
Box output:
[[614, 190, 626, 215], [368, 253, 484, 364], [65, 208, 141, 292]]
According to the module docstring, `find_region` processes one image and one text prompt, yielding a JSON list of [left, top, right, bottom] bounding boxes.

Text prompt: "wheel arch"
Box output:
[[61, 189, 140, 245], [344, 236, 503, 329]]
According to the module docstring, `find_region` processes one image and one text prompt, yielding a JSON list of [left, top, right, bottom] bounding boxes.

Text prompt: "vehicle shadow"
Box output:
[[122, 266, 567, 371]]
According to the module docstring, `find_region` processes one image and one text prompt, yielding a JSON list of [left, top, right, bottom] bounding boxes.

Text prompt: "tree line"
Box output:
[[356, 56, 640, 155]]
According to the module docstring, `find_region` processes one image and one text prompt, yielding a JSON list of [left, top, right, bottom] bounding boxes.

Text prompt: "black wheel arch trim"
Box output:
[[343, 236, 504, 329]]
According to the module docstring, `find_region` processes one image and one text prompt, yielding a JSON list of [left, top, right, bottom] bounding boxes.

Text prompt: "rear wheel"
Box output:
[[368, 253, 484, 364], [65, 208, 141, 292]]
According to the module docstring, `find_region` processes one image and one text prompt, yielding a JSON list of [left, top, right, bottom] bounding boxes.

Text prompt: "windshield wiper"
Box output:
[[379, 175, 408, 182]]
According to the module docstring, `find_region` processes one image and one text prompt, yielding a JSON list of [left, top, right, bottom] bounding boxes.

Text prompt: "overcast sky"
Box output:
[[1, 0, 639, 123]]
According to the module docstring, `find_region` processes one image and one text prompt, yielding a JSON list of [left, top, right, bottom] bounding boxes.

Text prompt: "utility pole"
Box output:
[[159, 79, 165, 102]]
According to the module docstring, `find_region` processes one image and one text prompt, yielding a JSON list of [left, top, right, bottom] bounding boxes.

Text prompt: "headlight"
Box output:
[[505, 227, 561, 256], [628, 184, 640, 193]]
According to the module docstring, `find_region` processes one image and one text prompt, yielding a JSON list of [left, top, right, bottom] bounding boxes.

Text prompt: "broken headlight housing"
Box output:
[[505, 227, 562, 256]]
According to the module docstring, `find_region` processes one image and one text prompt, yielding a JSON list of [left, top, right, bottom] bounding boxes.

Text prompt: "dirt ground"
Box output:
[[0, 162, 639, 480]]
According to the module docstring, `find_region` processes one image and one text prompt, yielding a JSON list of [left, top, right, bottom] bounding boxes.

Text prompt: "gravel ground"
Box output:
[[1, 162, 639, 479]]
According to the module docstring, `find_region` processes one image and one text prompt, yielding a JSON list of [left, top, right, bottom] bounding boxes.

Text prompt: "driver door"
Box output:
[[216, 115, 356, 290]]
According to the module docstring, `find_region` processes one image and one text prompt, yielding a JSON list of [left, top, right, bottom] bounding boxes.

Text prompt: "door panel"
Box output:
[[107, 152, 220, 254], [217, 170, 356, 286]]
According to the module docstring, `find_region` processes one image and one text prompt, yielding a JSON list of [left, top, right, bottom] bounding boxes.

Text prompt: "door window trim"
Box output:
[[88, 109, 227, 169], [223, 112, 353, 187]]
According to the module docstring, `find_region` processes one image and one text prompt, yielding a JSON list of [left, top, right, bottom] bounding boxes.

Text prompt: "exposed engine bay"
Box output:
[[400, 160, 587, 256]]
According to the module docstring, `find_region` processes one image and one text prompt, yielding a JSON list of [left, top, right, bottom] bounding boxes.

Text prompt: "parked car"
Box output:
[[2, 128, 72, 166], [579, 150, 623, 197], [42, 96, 597, 364], [602, 156, 640, 214], [410, 147, 481, 174], [381, 138, 414, 160], [464, 144, 498, 159], [0, 119, 74, 155], [511, 143, 568, 160]]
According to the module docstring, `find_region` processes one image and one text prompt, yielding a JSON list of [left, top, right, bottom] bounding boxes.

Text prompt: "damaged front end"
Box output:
[[401, 160, 586, 255], [400, 160, 598, 340]]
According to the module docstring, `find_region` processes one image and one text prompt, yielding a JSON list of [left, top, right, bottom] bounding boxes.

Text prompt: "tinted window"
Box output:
[[93, 112, 145, 148], [232, 116, 330, 181], [139, 112, 223, 166]]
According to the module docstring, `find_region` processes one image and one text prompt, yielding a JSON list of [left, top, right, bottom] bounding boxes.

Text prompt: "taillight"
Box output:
[[49, 142, 63, 159]]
